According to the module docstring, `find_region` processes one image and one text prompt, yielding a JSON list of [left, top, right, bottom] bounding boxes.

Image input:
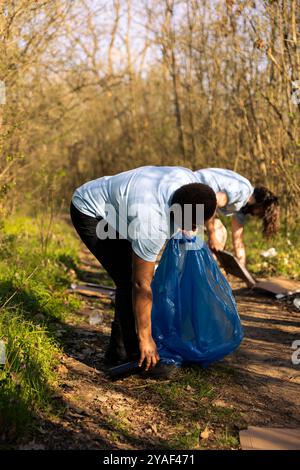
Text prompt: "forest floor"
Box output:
[[18, 244, 300, 450]]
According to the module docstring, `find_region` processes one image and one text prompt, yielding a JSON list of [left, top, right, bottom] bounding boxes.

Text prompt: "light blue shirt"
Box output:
[[193, 168, 254, 224], [72, 166, 198, 261]]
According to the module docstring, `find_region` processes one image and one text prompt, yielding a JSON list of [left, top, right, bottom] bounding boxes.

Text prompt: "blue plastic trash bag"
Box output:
[[151, 233, 243, 367]]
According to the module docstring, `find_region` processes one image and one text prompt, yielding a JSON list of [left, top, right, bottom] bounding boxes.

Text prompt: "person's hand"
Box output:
[[182, 228, 198, 238], [138, 335, 160, 371], [208, 237, 224, 252], [234, 246, 246, 267]]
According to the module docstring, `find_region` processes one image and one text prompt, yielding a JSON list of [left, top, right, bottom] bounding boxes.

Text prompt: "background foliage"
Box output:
[[0, 0, 299, 221]]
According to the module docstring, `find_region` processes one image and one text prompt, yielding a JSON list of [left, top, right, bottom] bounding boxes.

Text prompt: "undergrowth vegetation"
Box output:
[[0, 216, 81, 443]]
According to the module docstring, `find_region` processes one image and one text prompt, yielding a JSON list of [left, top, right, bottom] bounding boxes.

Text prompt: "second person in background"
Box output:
[[194, 168, 280, 266]]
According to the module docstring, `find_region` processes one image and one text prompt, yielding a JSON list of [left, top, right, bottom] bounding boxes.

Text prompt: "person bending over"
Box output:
[[194, 168, 280, 266], [70, 166, 217, 378]]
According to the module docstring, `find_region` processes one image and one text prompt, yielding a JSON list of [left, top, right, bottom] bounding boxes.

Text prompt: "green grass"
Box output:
[[0, 215, 82, 444], [220, 217, 300, 279], [0, 213, 298, 448], [0, 310, 60, 440], [214, 430, 239, 448], [148, 365, 241, 450]]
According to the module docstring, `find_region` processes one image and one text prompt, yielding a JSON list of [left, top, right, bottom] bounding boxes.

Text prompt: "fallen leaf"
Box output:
[[200, 426, 212, 440], [213, 399, 227, 408], [57, 364, 69, 375], [150, 424, 158, 434]]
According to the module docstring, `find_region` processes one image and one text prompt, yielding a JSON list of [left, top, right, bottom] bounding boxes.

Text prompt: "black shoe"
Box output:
[[103, 352, 127, 367], [140, 362, 178, 380], [106, 360, 140, 380]]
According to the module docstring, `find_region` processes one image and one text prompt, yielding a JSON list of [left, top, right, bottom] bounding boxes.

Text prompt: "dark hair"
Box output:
[[254, 186, 280, 237], [171, 183, 217, 229]]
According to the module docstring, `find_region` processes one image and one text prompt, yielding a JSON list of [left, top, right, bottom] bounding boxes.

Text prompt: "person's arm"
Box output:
[[132, 253, 160, 370], [206, 191, 228, 251], [231, 215, 246, 266]]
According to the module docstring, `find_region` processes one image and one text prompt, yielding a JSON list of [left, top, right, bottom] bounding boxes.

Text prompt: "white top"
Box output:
[[72, 166, 197, 261], [193, 168, 254, 222]]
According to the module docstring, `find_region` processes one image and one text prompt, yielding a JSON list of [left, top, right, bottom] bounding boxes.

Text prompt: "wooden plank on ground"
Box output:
[[240, 426, 300, 450]]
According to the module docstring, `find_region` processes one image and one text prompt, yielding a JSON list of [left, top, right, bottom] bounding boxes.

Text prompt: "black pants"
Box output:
[[70, 202, 139, 358]]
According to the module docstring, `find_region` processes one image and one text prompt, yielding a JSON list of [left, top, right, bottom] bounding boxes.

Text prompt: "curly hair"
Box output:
[[254, 186, 280, 237], [171, 183, 217, 226]]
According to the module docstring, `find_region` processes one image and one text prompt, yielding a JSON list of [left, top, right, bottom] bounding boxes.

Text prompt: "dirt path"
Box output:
[[224, 280, 300, 428], [21, 246, 300, 450]]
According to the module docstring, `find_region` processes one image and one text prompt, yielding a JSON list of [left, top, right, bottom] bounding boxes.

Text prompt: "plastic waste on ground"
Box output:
[[293, 298, 300, 310], [151, 232, 244, 367], [260, 247, 277, 258], [88, 311, 103, 325]]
